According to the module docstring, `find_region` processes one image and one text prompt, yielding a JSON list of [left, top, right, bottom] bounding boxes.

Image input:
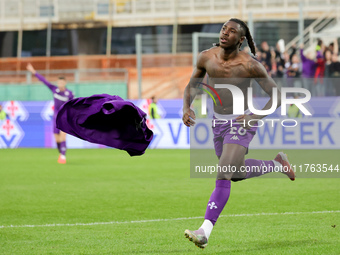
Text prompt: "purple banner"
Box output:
[[0, 97, 339, 148]]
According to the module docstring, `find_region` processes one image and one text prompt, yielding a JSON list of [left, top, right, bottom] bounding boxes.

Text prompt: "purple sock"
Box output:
[[57, 142, 61, 153], [204, 180, 231, 225], [60, 141, 66, 156], [244, 159, 275, 179]]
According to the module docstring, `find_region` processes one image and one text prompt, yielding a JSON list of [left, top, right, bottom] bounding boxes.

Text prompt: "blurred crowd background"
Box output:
[[0, 0, 340, 99], [247, 38, 340, 96]]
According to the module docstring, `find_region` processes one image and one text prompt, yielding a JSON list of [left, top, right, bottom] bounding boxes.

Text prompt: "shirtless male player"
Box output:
[[182, 18, 295, 249]]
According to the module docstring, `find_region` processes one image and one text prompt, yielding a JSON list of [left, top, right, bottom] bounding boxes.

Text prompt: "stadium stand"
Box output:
[[0, 0, 339, 99]]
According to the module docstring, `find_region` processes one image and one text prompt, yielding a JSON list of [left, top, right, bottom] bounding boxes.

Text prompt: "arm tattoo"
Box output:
[[247, 61, 263, 78]]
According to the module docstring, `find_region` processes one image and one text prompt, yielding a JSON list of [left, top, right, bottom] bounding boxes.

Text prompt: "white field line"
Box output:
[[0, 210, 339, 229]]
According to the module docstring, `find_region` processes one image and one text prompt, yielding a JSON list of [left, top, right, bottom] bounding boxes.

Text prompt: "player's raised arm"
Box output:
[[26, 63, 56, 91], [26, 63, 36, 75], [182, 52, 207, 127]]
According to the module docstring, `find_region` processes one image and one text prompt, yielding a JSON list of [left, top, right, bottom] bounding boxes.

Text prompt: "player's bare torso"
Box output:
[[199, 47, 261, 115]]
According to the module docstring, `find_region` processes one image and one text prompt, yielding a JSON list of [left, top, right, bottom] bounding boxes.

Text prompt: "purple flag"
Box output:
[[56, 94, 153, 156]]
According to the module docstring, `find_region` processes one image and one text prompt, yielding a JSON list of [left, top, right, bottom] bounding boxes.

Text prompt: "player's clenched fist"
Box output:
[[182, 108, 196, 127], [26, 63, 36, 75]]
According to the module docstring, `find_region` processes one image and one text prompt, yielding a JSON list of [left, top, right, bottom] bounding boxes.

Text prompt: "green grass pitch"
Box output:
[[0, 148, 339, 254]]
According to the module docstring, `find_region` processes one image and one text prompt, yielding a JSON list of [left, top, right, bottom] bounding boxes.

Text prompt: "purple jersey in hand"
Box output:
[[35, 73, 74, 113]]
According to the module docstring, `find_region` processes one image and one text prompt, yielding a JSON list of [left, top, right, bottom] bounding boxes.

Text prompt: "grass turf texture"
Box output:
[[0, 149, 339, 255]]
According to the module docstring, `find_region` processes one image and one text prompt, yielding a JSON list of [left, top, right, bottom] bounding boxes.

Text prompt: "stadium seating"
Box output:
[[1, 0, 339, 31]]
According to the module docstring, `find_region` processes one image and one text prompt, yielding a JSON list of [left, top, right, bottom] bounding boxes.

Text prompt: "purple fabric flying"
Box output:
[[56, 94, 154, 156]]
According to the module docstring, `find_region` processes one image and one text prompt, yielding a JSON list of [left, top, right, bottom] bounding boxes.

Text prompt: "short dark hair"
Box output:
[[58, 76, 65, 80]]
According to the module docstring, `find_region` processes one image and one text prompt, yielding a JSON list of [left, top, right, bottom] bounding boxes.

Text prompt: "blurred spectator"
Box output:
[[260, 51, 271, 73], [260, 41, 272, 71], [328, 42, 335, 54], [286, 52, 301, 78], [272, 41, 286, 88], [255, 46, 262, 61], [330, 54, 340, 73], [0, 104, 7, 120], [287, 95, 303, 118], [243, 38, 340, 97], [285, 45, 301, 91], [274, 55, 285, 79], [283, 51, 290, 69], [329, 53, 340, 96], [149, 96, 160, 119], [300, 44, 316, 96], [315, 39, 323, 51], [269, 47, 277, 76], [324, 49, 333, 95], [314, 39, 326, 96], [324, 39, 339, 96], [300, 45, 316, 78], [251, 39, 340, 97]]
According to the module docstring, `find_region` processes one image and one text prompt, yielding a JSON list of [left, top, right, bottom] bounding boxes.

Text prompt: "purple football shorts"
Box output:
[[212, 111, 257, 157]]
